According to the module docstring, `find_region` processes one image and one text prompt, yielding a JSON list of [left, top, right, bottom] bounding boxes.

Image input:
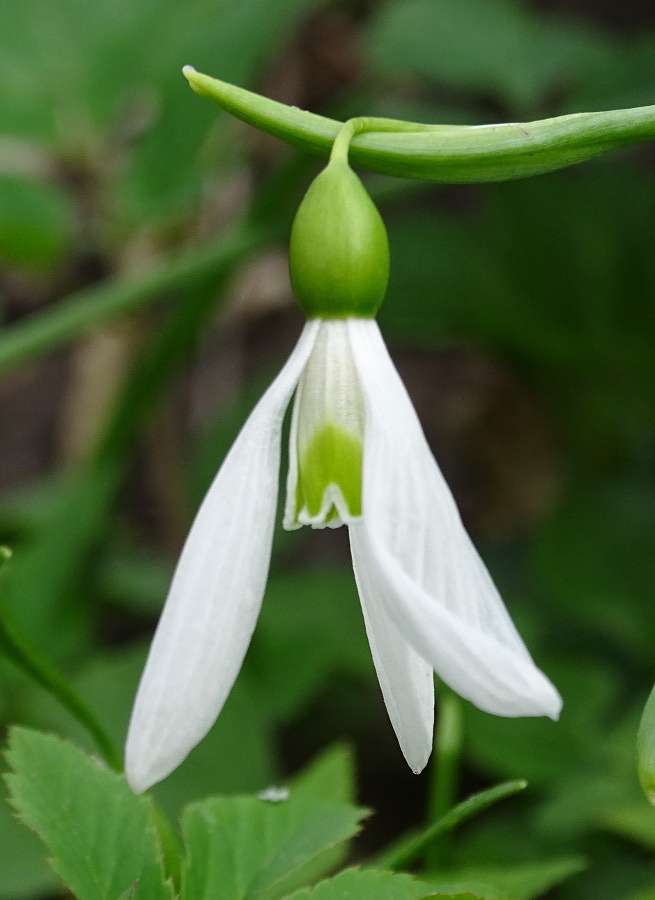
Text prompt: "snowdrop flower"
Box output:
[[125, 150, 561, 793]]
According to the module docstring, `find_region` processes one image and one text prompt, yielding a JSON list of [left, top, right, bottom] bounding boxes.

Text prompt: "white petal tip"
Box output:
[[399, 736, 433, 775], [524, 672, 563, 721], [488, 675, 563, 722], [124, 727, 182, 795], [124, 734, 168, 794], [545, 689, 564, 722], [124, 764, 154, 795], [409, 756, 430, 775]]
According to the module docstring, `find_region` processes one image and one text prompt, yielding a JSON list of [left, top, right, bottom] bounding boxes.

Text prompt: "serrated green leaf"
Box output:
[[115, 890, 138, 900], [284, 866, 480, 899], [291, 744, 355, 805], [4, 728, 173, 900], [278, 745, 357, 890], [0, 783, 58, 900], [181, 793, 367, 900]]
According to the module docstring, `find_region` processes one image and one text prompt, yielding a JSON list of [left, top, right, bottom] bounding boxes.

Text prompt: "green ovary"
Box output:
[[296, 422, 363, 523]]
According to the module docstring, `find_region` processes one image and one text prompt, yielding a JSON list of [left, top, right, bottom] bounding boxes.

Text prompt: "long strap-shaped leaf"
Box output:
[[185, 67, 655, 183]]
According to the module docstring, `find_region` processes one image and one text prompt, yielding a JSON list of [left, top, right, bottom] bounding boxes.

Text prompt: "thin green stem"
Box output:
[[0, 591, 123, 771], [330, 119, 357, 164], [329, 116, 429, 165], [425, 693, 463, 869], [374, 779, 527, 872]]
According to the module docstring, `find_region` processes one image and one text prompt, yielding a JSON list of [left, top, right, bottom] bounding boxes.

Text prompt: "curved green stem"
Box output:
[[329, 116, 427, 165], [330, 119, 358, 165], [374, 778, 527, 871], [184, 67, 655, 183], [0, 588, 122, 771]]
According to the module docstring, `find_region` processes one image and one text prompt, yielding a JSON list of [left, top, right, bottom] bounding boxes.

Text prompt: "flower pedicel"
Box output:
[[125, 121, 561, 794]]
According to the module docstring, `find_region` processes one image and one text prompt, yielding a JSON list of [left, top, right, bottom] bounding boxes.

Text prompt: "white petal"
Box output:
[[348, 319, 562, 722], [125, 320, 320, 792], [351, 538, 434, 772]]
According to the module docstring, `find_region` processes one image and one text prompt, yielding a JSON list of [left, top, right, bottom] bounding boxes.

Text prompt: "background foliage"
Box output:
[[1, 0, 655, 897]]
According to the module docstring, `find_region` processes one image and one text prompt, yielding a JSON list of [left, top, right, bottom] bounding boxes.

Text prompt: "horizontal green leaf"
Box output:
[[184, 68, 655, 184]]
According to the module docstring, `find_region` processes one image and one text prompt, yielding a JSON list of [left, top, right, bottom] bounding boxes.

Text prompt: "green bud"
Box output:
[[289, 159, 389, 319]]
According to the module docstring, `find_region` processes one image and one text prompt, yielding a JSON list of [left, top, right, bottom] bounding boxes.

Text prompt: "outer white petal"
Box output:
[[125, 320, 320, 793], [348, 319, 562, 722], [352, 543, 435, 773]]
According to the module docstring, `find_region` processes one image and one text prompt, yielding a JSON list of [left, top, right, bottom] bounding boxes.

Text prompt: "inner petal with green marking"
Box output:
[[296, 421, 362, 524], [284, 320, 365, 530]]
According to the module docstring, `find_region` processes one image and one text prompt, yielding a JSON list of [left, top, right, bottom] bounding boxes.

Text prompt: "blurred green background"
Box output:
[[1, 0, 655, 897]]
